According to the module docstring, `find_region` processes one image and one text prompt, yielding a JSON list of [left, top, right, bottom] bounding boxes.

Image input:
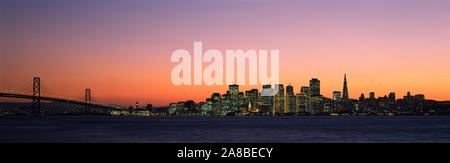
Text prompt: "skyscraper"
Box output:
[[286, 84, 294, 94], [211, 93, 221, 115], [300, 86, 311, 113], [342, 74, 349, 100], [359, 93, 365, 101], [295, 93, 307, 113], [415, 94, 425, 101], [274, 84, 285, 114], [333, 91, 341, 101], [285, 84, 296, 113], [228, 84, 239, 95], [388, 92, 396, 102], [260, 85, 274, 113], [309, 78, 320, 96], [245, 89, 259, 111], [227, 84, 243, 112], [300, 86, 311, 96], [369, 92, 375, 99], [221, 94, 231, 114]]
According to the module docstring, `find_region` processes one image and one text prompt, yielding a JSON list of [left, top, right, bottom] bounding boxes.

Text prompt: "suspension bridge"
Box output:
[[0, 77, 121, 115]]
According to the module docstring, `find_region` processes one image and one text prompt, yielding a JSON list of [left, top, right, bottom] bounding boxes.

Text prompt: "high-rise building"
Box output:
[[228, 84, 239, 97], [274, 84, 285, 114], [301, 86, 311, 96], [221, 94, 231, 114], [212, 93, 221, 101], [359, 93, 365, 101], [300, 86, 311, 113], [415, 94, 425, 101], [342, 74, 349, 100], [285, 84, 296, 113], [296, 93, 307, 113], [369, 92, 375, 99], [286, 84, 294, 94], [333, 91, 341, 101], [211, 93, 221, 115], [388, 92, 396, 102], [245, 89, 259, 111], [310, 95, 323, 114], [203, 99, 212, 115], [176, 102, 186, 115], [227, 84, 241, 112], [169, 103, 177, 114], [260, 85, 274, 113], [238, 92, 245, 111], [310, 78, 320, 96], [404, 91, 413, 102]]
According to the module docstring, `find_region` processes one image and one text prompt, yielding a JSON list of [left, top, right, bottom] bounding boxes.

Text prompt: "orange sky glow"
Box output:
[[1, 0, 450, 106]]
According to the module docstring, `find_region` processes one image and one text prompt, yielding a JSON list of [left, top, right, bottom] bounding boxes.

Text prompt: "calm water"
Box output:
[[1, 116, 450, 143]]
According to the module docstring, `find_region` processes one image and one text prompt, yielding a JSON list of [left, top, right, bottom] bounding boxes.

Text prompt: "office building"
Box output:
[[310, 78, 320, 96]]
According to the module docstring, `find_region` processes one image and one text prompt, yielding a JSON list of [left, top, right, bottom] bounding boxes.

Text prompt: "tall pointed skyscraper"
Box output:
[[342, 74, 349, 100]]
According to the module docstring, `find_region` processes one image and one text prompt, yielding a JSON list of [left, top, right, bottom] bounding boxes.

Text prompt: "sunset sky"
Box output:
[[1, 0, 450, 106]]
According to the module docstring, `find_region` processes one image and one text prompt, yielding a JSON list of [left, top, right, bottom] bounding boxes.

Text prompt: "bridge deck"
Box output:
[[0, 92, 117, 109]]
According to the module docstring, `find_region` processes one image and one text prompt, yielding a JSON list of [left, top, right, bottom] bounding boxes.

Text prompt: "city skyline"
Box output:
[[165, 73, 444, 116], [2, 0, 450, 106], [0, 74, 442, 108], [170, 74, 431, 108]]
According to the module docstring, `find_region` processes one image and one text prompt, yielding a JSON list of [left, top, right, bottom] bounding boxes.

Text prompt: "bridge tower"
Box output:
[[85, 88, 91, 114], [32, 77, 41, 115]]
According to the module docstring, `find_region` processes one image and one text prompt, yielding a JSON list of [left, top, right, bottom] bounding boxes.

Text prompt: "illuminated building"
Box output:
[[300, 86, 311, 113], [169, 103, 177, 114], [200, 101, 210, 116], [310, 78, 320, 96], [342, 74, 349, 100], [211, 93, 221, 115], [222, 84, 244, 113], [229, 84, 239, 95], [285, 84, 296, 113], [296, 93, 307, 113], [274, 84, 285, 114], [260, 85, 274, 114], [221, 94, 230, 114], [333, 91, 341, 101], [310, 95, 323, 114], [245, 89, 259, 112], [228, 84, 239, 112], [301, 86, 311, 96], [238, 92, 245, 111]]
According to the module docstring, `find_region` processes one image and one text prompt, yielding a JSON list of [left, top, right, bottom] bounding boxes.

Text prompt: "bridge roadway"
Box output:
[[0, 92, 117, 109]]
